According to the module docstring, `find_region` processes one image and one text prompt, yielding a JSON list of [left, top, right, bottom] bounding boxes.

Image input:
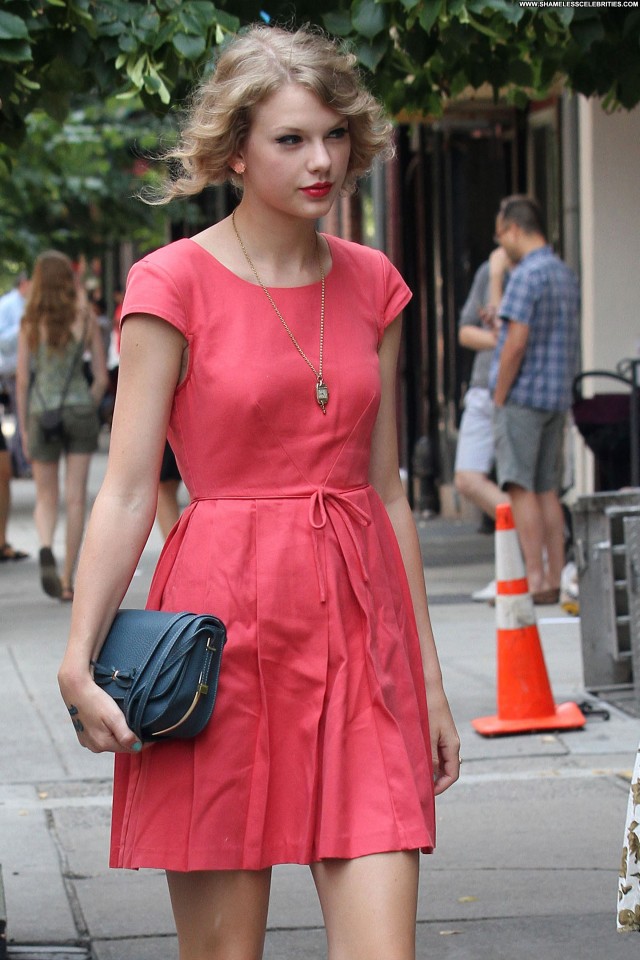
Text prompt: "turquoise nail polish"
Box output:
[[132, 741, 142, 753]]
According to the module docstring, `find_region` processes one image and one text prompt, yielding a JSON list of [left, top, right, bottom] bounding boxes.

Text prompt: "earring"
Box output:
[[233, 162, 246, 175]]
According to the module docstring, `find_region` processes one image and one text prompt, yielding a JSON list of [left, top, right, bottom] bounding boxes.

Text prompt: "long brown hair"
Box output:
[[22, 250, 80, 352]]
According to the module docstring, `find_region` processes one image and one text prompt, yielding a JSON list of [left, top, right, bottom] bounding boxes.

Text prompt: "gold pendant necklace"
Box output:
[[232, 210, 329, 414]]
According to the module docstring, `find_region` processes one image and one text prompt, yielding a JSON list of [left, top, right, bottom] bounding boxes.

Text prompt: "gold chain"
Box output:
[[232, 210, 329, 413]]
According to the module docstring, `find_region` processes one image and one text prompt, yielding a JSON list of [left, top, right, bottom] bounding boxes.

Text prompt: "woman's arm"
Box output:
[[57, 314, 186, 753], [368, 317, 460, 796], [15, 327, 31, 458], [87, 314, 109, 405]]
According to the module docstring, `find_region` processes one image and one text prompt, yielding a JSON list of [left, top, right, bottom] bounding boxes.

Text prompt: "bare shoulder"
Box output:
[[190, 218, 247, 276]]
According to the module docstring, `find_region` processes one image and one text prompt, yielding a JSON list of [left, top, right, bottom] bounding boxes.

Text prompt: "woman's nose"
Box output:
[[307, 139, 331, 171]]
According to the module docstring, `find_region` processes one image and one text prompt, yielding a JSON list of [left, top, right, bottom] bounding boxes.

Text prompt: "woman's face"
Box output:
[[236, 83, 351, 220]]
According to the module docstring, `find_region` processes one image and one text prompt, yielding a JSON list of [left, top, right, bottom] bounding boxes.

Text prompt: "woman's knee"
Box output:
[[312, 851, 419, 960], [167, 868, 271, 960]]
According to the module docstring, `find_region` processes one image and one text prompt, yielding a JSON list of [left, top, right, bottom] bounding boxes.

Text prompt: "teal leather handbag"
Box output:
[[92, 609, 227, 741]]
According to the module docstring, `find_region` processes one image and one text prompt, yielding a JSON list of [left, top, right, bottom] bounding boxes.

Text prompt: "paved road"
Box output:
[[1, 439, 638, 958]]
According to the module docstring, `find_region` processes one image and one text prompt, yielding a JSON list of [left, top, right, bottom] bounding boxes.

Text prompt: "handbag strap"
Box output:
[[32, 316, 88, 411]]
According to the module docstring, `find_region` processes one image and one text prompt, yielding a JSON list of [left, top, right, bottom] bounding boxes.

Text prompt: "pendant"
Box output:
[[316, 378, 329, 414]]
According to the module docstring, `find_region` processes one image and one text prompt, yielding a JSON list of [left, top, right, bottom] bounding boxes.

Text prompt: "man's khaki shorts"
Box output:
[[493, 402, 565, 493]]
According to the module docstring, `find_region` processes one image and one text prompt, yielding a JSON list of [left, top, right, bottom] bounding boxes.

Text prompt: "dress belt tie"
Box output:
[[308, 487, 371, 603], [187, 486, 372, 605]]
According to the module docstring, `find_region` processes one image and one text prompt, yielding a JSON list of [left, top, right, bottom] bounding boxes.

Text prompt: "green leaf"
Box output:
[[95, 20, 126, 39], [419, 1, 443, 33], [469, 0, 523, 25], [132, 6, 162, 44], [172, 33, 207, 60], [15, 74, 41, 92], [555, 9, 574, 27], [0, 10, 29, 41], [138, 7, 162, 32], [399, 0, 421, 10], [510, 88, 531, 109], [115, 87, 140, 101], [128, 55, 147, 87], [616, 65, 640, 110], [571, 14, 606, 52], [157, 78, 171, 104], [509, 59, 534, 86], [466, 13, 500, 40], [40, 91, 72, 122], [322, 11, 353, 37], [0, 40, 32, 63], [178, 8, 208, 35], [118, 34, 138, 54], [352, 0, 387, 40], [143, 73, 162, 94], [188, 0, 217, 17], [450, 69, 469, 97], [211, 9, 240, 33], [355, 35, 389, 71]]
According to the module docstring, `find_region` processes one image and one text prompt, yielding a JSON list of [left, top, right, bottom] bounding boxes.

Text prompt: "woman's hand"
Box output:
[[57, 315, 186, 756], [426, 686, 461, 796], [58, 667, 143, 754]]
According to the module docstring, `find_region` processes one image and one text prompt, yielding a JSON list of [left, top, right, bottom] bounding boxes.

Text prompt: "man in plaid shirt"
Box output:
[[488, 195, 580, 604]]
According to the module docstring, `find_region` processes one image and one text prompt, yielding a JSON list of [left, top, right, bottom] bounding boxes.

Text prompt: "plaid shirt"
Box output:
[[489, 246, 580, 411]]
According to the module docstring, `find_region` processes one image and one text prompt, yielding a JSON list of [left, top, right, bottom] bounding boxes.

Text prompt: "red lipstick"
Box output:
[[301, 182, 332, 199]]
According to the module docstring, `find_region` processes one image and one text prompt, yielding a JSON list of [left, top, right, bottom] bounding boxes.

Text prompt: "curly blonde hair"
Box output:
[[22, 251, 79, 353], [151, 24, 393, 202]]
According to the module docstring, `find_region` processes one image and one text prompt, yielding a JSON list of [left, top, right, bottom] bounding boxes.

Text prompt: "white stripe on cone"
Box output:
[[495, 524, 526, 584]]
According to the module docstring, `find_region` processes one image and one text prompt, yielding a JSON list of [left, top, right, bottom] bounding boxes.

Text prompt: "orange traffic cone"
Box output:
[[472, 503, 585, 736]]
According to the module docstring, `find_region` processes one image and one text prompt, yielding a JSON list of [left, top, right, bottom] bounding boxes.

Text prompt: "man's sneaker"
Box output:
[[471, 580, 497, 602], [560, 561, 579, 615]]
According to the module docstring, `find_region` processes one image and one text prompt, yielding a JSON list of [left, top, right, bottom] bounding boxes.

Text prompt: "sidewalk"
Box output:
[[1, 439, 638, 959]]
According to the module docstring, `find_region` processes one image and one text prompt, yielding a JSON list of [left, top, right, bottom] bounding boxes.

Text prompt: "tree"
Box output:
[[0, 100, 191, 286], [1, 0, 639, 150], [0, 0, 240, 149], [2, 1, 638, 277]]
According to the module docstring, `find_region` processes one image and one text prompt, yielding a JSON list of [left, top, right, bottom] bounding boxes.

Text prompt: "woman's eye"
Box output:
[[276, 135, 301, 145], [328, 127, 349, 139]]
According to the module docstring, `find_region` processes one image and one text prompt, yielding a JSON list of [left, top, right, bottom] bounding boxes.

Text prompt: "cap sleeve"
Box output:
[[120, 258, 189, 337], [376, 250, 412, 344]]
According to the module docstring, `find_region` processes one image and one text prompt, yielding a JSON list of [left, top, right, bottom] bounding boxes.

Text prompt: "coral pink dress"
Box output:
[[110, 234, 435, 871]]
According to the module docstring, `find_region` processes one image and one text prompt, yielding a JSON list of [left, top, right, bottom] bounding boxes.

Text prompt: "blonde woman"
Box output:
[[16, 251, 107, 601], [58, 25, 460, 959]]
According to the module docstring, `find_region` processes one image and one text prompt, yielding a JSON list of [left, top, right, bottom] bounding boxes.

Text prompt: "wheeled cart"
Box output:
[[573, 490, 640, 714]]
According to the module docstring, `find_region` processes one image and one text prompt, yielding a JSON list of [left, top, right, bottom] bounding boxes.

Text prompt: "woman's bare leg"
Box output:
[[32, 459, 60, 547], [166, 868, 272, 960], [0, 450, 12, 545], [311, 851, 419, 960]]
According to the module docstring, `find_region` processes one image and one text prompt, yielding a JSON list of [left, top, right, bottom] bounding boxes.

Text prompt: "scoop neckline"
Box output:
[[185, 233, 335, 291]]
